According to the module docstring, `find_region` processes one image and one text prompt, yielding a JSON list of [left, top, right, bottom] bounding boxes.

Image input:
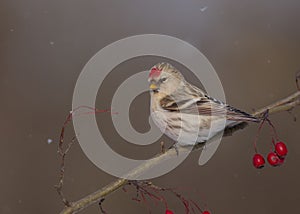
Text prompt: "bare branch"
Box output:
[[59, 90, 300, 214]]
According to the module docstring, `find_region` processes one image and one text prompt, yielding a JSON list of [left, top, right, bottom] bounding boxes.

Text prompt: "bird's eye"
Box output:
[[160, 77, 167, 82]]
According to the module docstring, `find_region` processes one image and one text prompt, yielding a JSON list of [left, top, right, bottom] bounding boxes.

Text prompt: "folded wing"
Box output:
[[160, 94, 259, 122]]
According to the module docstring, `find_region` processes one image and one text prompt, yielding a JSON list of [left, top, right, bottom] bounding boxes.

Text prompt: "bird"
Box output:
[[148, 62, 259, 146]]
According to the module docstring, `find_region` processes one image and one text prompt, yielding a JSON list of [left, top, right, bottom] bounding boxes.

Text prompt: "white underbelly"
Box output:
[[151, 110, 228, 145]]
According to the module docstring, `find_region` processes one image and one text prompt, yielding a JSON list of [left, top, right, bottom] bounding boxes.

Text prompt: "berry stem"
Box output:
[[265, 119, 280, 141], [253, 116, 266, 153]]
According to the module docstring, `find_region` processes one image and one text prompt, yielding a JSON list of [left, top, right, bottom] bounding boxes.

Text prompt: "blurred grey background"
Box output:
[[1, 0, 300, 213]]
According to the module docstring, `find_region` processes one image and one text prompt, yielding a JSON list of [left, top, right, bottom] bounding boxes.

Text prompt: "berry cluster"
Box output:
[[252, 111, 288, 169], [253, 141, 288, 168]]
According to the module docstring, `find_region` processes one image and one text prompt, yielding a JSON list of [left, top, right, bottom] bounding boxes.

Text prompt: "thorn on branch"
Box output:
[[98, 198, 107, 214]]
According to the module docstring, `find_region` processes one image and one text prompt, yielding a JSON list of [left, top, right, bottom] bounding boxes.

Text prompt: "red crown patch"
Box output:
[[149, 67, 162, 78]]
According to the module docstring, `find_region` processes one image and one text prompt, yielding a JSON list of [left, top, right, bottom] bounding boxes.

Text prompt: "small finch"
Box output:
[[148, 62, 259, 146]]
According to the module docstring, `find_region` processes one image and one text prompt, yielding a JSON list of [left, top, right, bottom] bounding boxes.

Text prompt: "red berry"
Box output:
[[165, 209, 174, 214], [275, 142, 288, 158], [267, 152, 281, 166], [278, 156, 285, 164], [253, 153, 265, 168], [203, 211, 211, 214]]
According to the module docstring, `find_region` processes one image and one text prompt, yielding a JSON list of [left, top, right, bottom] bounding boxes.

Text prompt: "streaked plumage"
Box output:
[[148, 62, 259, 145]]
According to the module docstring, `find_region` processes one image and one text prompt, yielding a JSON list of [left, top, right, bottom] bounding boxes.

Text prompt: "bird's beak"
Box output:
[[149, 83, 158, 91]]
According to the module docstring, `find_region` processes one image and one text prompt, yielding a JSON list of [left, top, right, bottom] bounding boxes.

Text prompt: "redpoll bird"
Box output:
[[148, 62, 259, 146]]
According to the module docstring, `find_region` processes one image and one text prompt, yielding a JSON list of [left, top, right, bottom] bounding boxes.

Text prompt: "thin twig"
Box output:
[[55, 107, 112, 208], [252, 91, 300, 117], [121, 181, 200, 213], [55, 136, 76, 207]]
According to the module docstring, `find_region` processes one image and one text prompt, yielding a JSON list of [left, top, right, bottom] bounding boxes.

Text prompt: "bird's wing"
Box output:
[[160, 94, 259, 122]]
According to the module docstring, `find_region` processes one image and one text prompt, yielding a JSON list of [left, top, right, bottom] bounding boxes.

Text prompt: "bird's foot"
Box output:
[[168, 143, 179, 156], [160, 141, 166, 154]]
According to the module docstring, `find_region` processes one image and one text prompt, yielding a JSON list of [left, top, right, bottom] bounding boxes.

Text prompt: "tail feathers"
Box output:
[[225, 105, 260, 123]]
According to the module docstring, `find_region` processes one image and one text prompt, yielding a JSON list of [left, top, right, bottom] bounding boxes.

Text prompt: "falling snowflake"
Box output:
[[47, 138, 53, 144], [200, 6, 208, 12]]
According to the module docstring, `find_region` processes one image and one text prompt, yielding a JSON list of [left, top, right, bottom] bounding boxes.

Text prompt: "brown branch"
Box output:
[[59, 90, 300, 214], [55, 111, 75, 207], [55, 136, 76, 207]]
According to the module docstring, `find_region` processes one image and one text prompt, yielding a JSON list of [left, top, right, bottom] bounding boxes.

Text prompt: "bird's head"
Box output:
[[148, 62, 184, 95]]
